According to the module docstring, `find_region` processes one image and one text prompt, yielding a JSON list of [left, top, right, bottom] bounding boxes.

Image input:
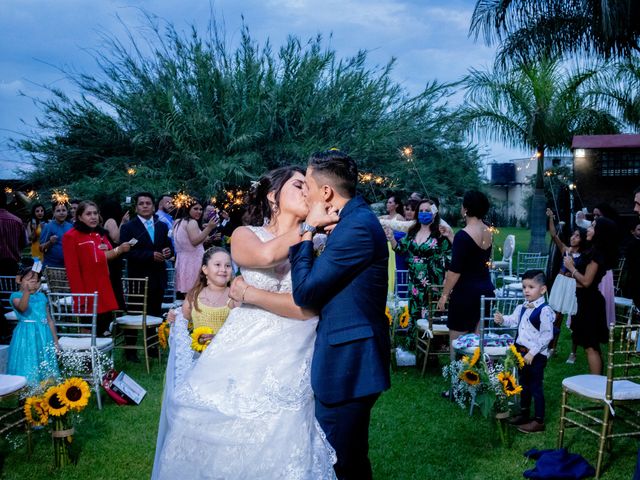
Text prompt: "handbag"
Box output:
[[101, 369, 129, 405]]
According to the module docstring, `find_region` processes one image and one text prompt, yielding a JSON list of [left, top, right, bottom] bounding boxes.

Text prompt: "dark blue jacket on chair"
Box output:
[[290, 195, 391, 404]]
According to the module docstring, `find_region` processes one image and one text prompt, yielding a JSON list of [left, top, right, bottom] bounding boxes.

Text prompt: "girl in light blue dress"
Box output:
[[7, 264, 59, 384]]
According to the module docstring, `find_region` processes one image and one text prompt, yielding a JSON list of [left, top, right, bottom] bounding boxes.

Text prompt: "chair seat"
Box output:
[[492, 260, 510, 269], [416, 319, 449, 335], [58, 336, 113, 351], [563, 374, 640, 401], [4, 311, 16, 321], [115, 314, 163, 327], [0, 374, 27, 396], [615, 296, 634, 307]]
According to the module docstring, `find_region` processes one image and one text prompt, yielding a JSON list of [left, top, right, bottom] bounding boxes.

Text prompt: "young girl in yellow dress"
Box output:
[[171, 247, 235, 347]]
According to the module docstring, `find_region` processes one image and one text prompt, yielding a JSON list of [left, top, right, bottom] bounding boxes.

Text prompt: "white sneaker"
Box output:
[[566, 353, 576, 364]]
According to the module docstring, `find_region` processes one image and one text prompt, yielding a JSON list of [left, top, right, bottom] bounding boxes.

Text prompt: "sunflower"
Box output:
[[58, 377, 91, 412], [460, 369, 480, 385], [191, 326, 214, 352], [469, 347, 481, 367], [509, 344, 525, 369], [398, 308, 410, 329], [42, 386, 68, 417], [24, 396, 48, 427], [498, 371, 523, 396], [158, 321, 170, 349], [461, 355, 470, 364], [385, 307, 393, 326]]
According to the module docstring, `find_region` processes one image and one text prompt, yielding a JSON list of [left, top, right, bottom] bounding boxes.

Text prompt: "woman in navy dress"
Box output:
[[437, 190, 494, 360]]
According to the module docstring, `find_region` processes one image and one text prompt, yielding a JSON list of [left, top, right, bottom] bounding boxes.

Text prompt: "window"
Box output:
[[598, 150, 640, 177]]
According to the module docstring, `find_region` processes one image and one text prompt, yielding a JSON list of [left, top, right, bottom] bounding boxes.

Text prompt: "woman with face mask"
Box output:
[[385, 198, 453, 348]]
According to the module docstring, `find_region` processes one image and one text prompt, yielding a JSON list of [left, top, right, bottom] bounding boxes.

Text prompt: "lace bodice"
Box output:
[[240, 226, 293, 293]]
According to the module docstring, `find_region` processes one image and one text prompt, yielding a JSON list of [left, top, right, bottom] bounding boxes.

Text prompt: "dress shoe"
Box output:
[[507, 414, 530, 426], [517, 420, 545, 433]]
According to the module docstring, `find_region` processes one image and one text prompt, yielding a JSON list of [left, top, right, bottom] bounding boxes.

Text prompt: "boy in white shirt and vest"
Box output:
[[495, 269, 554, 433]]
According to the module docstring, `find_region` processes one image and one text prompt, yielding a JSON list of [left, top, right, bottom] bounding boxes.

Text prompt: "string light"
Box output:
[[401, 146, 414, 160], [127, 167, 137, 176], [26, 190, 38, 199], [4, 187, 12, 194]]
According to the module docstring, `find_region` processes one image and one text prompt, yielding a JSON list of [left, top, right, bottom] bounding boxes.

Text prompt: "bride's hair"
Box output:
[[187, 247, 232, 313], [246, 166, 305, 226]]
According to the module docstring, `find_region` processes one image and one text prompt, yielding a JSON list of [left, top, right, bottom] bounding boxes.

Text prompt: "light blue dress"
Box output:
[[7, 291, 59, 384]]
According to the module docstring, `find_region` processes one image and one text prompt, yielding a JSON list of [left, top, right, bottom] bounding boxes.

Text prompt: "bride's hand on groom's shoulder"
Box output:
[[229, 276, 248, 303], [306, 201, 340, 230]]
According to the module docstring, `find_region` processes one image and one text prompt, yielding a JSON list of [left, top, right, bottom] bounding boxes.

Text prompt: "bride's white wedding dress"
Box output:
[[153, 227, 336, 480]]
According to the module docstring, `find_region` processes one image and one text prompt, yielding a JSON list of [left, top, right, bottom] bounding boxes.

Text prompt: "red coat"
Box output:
[[62, 227, 118, 314]]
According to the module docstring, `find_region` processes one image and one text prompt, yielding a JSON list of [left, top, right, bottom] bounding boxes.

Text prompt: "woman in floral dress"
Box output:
[[385, 198, 453, 347]]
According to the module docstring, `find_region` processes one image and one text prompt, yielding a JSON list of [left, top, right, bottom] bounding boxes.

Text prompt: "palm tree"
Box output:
[[594, 56, 640, 131], [470, 0, 640, 64], [461, 57, 619, 252]]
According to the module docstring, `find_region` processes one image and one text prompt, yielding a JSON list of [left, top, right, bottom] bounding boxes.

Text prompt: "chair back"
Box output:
[[427, 285, 448, 327], [502, 235, 515, 262], [516, 252, 548, 276], [395, 270, 409, 300], [479, 296, 522, 355], [48, 292, 99, 345], [121, 277, 149, 317], [163, 267, 177, 305], [612, 257, 626, 296], [44, 267, 71, 294], [0, 275, 17, 316], [607, 305, 640, 401]]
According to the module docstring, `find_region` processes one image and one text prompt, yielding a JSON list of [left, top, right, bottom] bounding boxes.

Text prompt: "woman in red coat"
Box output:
[[62, 201, 131, 336]]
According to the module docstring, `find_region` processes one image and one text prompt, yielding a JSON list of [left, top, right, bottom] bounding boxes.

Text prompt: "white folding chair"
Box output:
[[0, 276, 18, 332], [492, 235, 516, 277], [48, 291, 112, 410]]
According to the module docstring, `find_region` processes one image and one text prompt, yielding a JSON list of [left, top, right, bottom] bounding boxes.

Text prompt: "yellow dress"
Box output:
[[191, 303, 231, 335], [31, 223, 43, 260]]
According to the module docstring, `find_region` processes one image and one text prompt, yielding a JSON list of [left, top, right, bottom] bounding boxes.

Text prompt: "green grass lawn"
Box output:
[[2, 229, 637, 479]]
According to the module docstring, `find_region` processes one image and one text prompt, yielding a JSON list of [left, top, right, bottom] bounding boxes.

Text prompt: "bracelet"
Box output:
[[114, 246, 120, 255], [241, 285, 250, 302], [571, 270, 577, 277]]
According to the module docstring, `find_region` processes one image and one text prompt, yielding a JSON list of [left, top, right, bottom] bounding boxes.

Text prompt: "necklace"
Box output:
[[200, 286, 228, 306]]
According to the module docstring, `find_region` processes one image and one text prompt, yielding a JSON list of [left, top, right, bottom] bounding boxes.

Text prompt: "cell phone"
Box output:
[[125, 196, 132, 205]]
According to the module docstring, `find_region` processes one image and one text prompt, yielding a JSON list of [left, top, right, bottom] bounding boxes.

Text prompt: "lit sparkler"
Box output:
[[51, 190, 70, 205]]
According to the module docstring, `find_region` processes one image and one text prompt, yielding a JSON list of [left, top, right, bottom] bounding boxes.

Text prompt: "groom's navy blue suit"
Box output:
[[290, 195, 390, 479]]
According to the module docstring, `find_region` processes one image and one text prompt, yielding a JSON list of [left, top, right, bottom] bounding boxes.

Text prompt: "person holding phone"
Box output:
[[172, 199, 218, 297]]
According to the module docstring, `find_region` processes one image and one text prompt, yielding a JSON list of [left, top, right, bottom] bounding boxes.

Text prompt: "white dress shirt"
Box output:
[[501, 296, 555, 357]]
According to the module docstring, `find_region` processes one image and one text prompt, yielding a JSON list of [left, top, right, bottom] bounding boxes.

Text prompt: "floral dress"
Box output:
[[394, 234, 451, 349]]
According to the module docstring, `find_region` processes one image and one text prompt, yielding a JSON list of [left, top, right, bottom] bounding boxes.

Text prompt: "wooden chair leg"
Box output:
[[420, 339, 432, 377], [595, 405, 611, 479], [558, 388, 567, 448], [143, 330, 150, 374]]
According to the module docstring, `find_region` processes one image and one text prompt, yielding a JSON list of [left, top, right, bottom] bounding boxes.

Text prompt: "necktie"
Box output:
[[146, 219, 155, 241], [525, 302, 535, 309]]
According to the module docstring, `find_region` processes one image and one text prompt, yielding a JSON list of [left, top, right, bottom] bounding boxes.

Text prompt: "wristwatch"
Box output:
[[299, 222, 317, 236]]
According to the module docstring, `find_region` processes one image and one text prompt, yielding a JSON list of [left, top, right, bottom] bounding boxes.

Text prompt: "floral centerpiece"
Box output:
[[443, 345, 525, 445]]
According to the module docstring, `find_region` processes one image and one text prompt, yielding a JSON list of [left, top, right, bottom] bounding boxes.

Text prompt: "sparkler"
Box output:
[[400, 145, 430, 198], [51, 190, 70, 205], [127, 167, 137, 176], [172, 191, 196, 210]]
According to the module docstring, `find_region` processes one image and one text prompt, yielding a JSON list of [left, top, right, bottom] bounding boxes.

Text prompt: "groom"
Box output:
[[290, 149, 391, 479]]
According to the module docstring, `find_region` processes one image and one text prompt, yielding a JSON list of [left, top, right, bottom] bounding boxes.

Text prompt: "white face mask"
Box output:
[[575, 216, 591, 229]]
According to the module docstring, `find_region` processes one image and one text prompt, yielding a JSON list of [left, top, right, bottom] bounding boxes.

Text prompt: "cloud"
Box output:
[[0, 0, 522, 166]]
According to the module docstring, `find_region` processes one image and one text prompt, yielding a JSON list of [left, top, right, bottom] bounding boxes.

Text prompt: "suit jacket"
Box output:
[[120, 215, 172, 290], [290, 195, 391, 404]]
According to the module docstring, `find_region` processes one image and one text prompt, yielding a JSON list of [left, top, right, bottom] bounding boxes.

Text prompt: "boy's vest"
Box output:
[[518, 302, 548, 331]]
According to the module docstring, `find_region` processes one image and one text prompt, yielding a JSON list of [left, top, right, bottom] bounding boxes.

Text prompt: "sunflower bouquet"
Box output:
[[387, 303, 412, 354], [191, 326, 214, 352], [23, 377, 92, 467], [158, 320, 170, 350], [443, 345, 524, 419]]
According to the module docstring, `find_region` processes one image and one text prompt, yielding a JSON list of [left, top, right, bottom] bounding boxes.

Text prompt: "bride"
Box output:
[[152, 166, 337, 479]]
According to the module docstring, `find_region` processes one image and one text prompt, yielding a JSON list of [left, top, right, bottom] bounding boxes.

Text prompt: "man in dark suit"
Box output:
[[120, 192, 173, 361], [290, 150, 390, 480]]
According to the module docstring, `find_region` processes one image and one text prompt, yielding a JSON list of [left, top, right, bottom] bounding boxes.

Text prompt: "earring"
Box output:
[[272, 203, 279, 214]]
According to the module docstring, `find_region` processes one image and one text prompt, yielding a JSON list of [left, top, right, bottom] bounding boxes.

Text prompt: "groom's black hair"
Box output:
[[308, 149, 357, 198]]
